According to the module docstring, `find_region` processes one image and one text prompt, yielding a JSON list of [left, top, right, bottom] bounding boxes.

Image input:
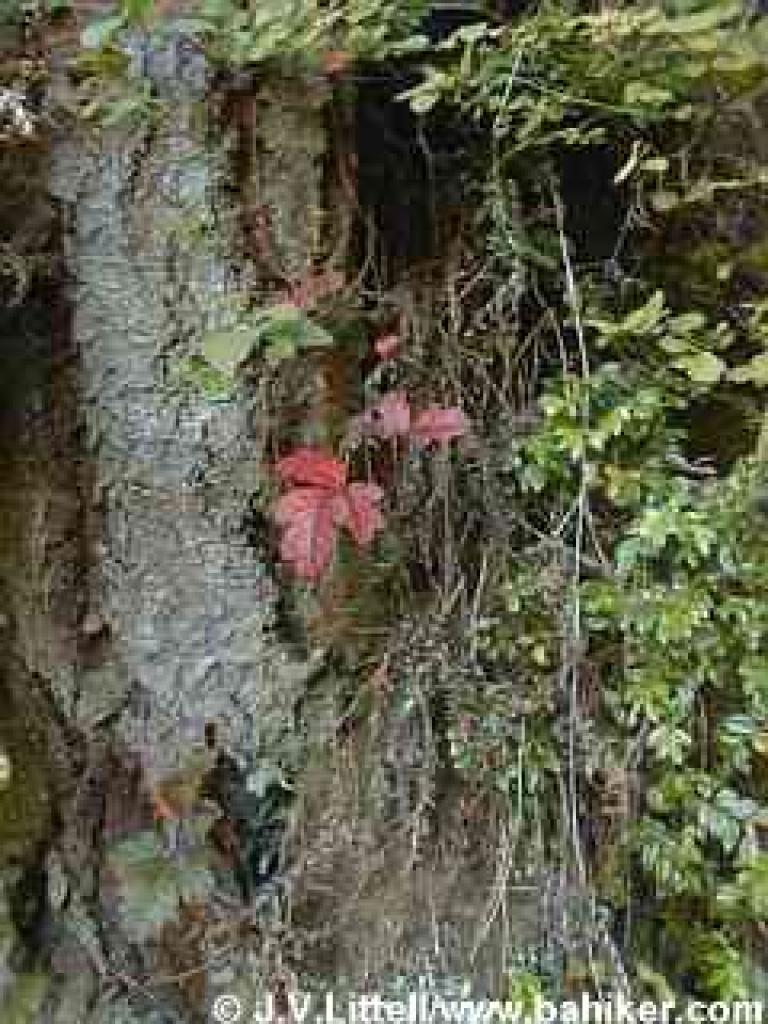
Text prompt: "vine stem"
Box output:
[[552, 183, 633, 998], [551, 182, 589, 874], [552, 181, 610, 995]]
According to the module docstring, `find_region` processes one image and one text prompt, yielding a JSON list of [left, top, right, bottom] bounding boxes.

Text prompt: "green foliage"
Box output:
[[688, 931, 750, 1000], [79, 0, 154, 49], [719, 853, 768, 920], [398, 0, 768, 995], [177, 303, 336, 402], [202, 303, 334, 374], [402, 1, 768, 152], [507, 289, 768, 992], [162, 0, 430, 70], [504, 970, 544, 1017], [0, 971, 49, 1024], [177, 301, 335, 401]]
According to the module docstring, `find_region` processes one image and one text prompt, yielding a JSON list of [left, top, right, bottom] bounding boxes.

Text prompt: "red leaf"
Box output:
[[374, 332, 400, 360], [150, 789, 178, 823], [410, 406, 468, 446], [275, 448, 347, 490], [273, 446, 387, 580], [369, 659, 392, 695], [361, 391, 411, 440], [337, 482, 384, 547], [284, 269, 345, 310], [322, 49, 351, 76], [273, 487, 337, 580]]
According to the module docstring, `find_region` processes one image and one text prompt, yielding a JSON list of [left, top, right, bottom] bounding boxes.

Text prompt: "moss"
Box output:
[[0, 970, 49, 1024], [741, 238, 768, 274], [0, 685, 52, 865]]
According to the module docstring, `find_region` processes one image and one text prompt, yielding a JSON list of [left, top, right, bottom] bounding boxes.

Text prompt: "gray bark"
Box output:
[[0, 36, 324, 1021]]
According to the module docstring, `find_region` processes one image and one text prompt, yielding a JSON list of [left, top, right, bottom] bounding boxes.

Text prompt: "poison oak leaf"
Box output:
[[337, 482, 384, 547], [374, 332, 400, 360], [275, 448, 347, 489], [272, 451, 385, 580], [359, 394, 469, 446], [285, 269, 345, 310], [273, 486, 338, 580], [361, 391, 411, 439], [410, 406, 468, 446]]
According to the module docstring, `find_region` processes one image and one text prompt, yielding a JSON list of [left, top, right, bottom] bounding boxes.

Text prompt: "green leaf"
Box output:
[[202, 327, 258, 375], [622, 290, 666, 334], [399, 67, 452, 114], [720, 714, 758, 738], [258, 303, 334, 358], [651, 190, 680, 212], [662, 3, 741, 35], [164, 16, 214, 35], [674, 350, 725, 384], [99, 92, 152, 127], [729, 351, 768, 386], [177, 355, 234, 401], [81, 14, 124, 48], [623, 81, 674, 108], [301, 320, 335, 348], [120, 0, 153, 23], [667, 311, 707, 335], [263, 335, 297, 365]]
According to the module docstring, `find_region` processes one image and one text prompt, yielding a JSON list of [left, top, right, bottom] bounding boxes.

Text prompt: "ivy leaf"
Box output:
[[120, 0, 154, 24], [718, 854, 768, 920], [104, 830, 214, 943], [589, 291, 666, 342], [273, 482, 384, 580], [263, 334, 298, 366], [201, 305, 334, 376]]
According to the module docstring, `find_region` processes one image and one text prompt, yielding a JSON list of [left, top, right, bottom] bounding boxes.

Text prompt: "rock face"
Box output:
[[0, 29, 325, 1021]]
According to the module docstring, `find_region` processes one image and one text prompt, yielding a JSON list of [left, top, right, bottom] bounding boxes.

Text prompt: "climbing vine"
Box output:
[[5, 0, 768, 1006]]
